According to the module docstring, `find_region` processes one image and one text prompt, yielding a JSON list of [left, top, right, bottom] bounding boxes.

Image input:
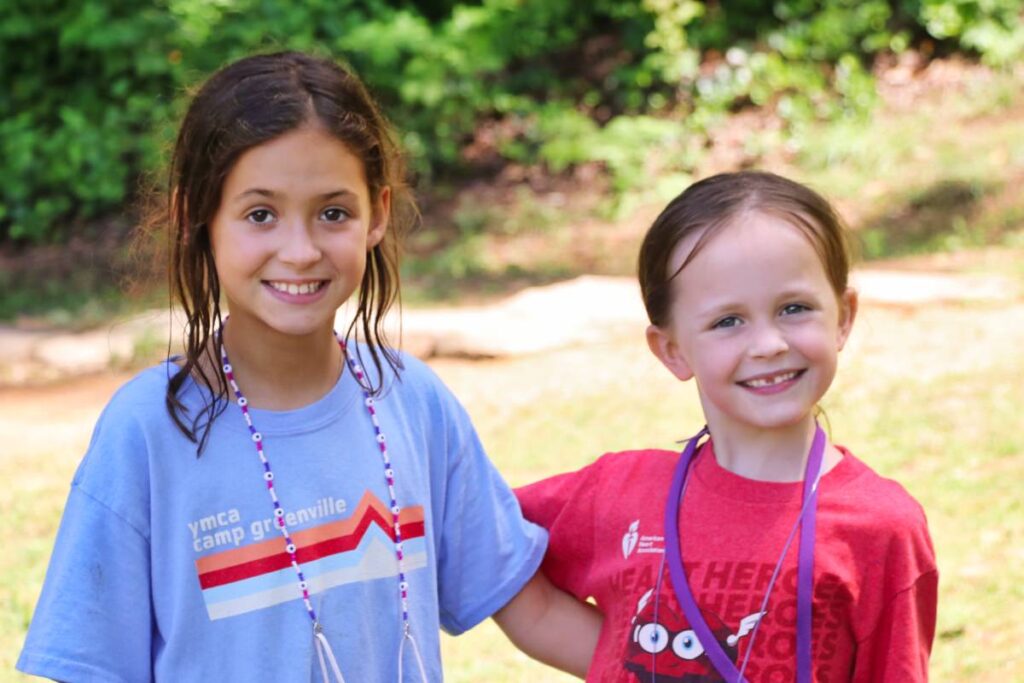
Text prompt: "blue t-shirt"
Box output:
[[18, 349, 546, 682]]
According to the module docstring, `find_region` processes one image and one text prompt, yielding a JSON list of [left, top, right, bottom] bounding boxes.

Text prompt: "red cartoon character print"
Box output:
[[624, 587, 764, 682]]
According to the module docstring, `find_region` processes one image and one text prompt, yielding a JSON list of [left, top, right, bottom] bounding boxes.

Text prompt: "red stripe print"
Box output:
[[195, 492, 423, 575], [197, 510, 425, 590]]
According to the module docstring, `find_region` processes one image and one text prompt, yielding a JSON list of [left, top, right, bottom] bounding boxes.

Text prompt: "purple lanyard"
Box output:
[[663, 425, 825, 683]]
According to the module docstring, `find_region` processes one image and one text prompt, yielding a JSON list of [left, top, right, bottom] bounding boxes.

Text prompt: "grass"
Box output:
[[2, 282, 1022, 681], [789, 71, 1024, 261], [427, 299, 1024, 682]]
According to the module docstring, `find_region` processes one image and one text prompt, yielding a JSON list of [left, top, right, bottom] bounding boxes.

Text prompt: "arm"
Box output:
[[493, 571, 602, 679]]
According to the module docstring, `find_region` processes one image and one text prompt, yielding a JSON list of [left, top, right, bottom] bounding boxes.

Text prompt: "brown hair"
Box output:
[[161, 51, 417, 453], [638, 171, 851, 328]]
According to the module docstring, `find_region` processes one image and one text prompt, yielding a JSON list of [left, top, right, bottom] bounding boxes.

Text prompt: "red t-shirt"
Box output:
[[516, 443, 937, 682]]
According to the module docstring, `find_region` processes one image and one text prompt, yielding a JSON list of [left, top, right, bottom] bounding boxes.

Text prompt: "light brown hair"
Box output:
[[638, 171, 851, 328]]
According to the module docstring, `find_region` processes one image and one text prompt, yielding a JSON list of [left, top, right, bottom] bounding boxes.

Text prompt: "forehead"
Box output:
[[668, 210, 823, 276], [222, 126, 369, 199], [667, 211, 832, 301]]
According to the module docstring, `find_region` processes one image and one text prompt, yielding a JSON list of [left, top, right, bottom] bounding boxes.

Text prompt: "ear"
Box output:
[[646, 324, 694, 382], [836, 287, 858, 351], [367, 186, 391, 249]]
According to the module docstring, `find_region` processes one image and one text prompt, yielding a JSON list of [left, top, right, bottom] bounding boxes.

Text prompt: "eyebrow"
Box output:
[[231, 188, 357, 203]]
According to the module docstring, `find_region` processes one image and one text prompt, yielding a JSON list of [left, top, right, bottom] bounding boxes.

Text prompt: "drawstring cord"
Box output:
[[314, 623, 346, 683], [312, 622, 428, 683], [398, 623, 430, 683]]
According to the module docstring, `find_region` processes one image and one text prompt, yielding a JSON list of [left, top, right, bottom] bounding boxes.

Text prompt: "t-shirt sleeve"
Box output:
[[853, 569, 938, 682], [514, 462, 599, 602], [18, 380, 157, 683], [852, 487, 939, 683], [421, 369, 547, 636], [17, 487, 154, 683]]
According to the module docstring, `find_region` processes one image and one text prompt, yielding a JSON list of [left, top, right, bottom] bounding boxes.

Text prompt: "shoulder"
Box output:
[[589, 448, 679, 480], [106, 361, 171, 400], [829, 451, 936, 572], [354, 345, 447, 399], [518, 448, 677, 500], [361, 346, 466, 420], [85, 361, 198, 447], [91, 362, 180, 432], [835, 451, 930, 529], [391, 349, 446, 393], [68, 363, 182, 535]]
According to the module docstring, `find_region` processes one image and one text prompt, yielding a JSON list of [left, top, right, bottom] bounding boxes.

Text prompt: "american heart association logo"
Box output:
[[622, 520, 640, 558]]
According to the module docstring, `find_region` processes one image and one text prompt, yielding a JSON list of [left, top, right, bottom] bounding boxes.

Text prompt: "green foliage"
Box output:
[[2, 0, 1023, 243], [0, 0, 182, 242]]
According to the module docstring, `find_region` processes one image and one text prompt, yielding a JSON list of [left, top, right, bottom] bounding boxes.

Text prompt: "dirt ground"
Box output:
[[3, 248, 1023, 682], [4, 248, 1021, 464]]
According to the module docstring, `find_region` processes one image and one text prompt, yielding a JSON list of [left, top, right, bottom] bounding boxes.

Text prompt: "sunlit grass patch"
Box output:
[[2, 299, 1021, 682], [435, 301, 1024, 682]]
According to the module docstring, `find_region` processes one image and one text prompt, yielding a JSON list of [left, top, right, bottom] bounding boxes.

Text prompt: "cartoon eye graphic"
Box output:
[[672, 630, 705, 660], [633, 623, 670, 654]]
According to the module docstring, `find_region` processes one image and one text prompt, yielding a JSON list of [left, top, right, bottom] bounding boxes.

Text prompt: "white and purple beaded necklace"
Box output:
[[218, 326, 427, 683]]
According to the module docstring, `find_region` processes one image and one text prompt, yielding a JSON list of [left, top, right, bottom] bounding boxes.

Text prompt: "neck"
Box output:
[[704, 413, 840, 482], [218, 318, 342, 410]]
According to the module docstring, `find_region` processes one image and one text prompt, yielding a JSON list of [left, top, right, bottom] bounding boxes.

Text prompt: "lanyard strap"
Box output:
[[795, 426, 824, 683], [663, 425, 825, 682]]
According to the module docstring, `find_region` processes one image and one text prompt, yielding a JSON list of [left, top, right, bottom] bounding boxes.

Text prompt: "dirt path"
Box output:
[[3, 254, 1023, 683], [3, 260, 1022, 463], [2, 247, 1021, 464]]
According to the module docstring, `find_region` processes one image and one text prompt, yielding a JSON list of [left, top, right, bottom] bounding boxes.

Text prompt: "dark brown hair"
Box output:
[[638, 171, 851, 328], [162, 51, 416, 453]]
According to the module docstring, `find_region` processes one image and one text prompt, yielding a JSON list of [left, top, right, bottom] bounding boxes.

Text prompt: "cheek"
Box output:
[[691, 339, 740, 378], [794, 325, 842, 362]]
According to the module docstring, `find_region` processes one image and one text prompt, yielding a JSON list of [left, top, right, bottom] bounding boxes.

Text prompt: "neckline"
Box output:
[[689, 439, 859, 504], [162, 356, 362, 437]]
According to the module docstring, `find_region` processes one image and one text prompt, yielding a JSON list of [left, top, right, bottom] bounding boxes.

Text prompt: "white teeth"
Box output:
[[269, 281, 323, 295], [745, 371, 798, 388]]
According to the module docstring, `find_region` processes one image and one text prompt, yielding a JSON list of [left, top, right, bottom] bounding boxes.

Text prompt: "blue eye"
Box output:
[[781, 303, 810, 316], [713, 316, 741, 330], [673, 630, 705, 660], [320, 207, 349, 222], [634, 623, 670, 654], [246, 209, 275, 224]]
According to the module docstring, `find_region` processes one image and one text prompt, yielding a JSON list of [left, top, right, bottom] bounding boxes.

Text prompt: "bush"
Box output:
[[2, 0, 1022, 243], [0, 0, 181, 242]]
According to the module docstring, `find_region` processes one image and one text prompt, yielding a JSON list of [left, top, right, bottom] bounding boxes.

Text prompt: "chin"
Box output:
[[752, 411, 817, 430], [260, 317, 337, 338]]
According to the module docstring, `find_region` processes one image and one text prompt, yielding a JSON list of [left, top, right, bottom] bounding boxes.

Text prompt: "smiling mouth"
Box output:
[[265, 280, 327, 295], [738, 370, 804, 388]]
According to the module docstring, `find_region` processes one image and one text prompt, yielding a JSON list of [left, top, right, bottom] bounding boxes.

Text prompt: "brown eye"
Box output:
[[246, 209, 274, 224], [320, 207, 349, 222]]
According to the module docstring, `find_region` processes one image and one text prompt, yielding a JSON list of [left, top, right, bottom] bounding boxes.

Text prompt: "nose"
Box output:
[[748, 320, 789, 359], [277, 220, 322, 268]]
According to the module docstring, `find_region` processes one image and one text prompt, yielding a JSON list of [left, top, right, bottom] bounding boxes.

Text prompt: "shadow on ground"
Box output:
[[855, 175, 1021, 260]]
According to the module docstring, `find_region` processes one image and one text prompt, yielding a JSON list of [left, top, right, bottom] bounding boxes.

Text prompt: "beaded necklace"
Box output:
[[218, 328, 427, 683]]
